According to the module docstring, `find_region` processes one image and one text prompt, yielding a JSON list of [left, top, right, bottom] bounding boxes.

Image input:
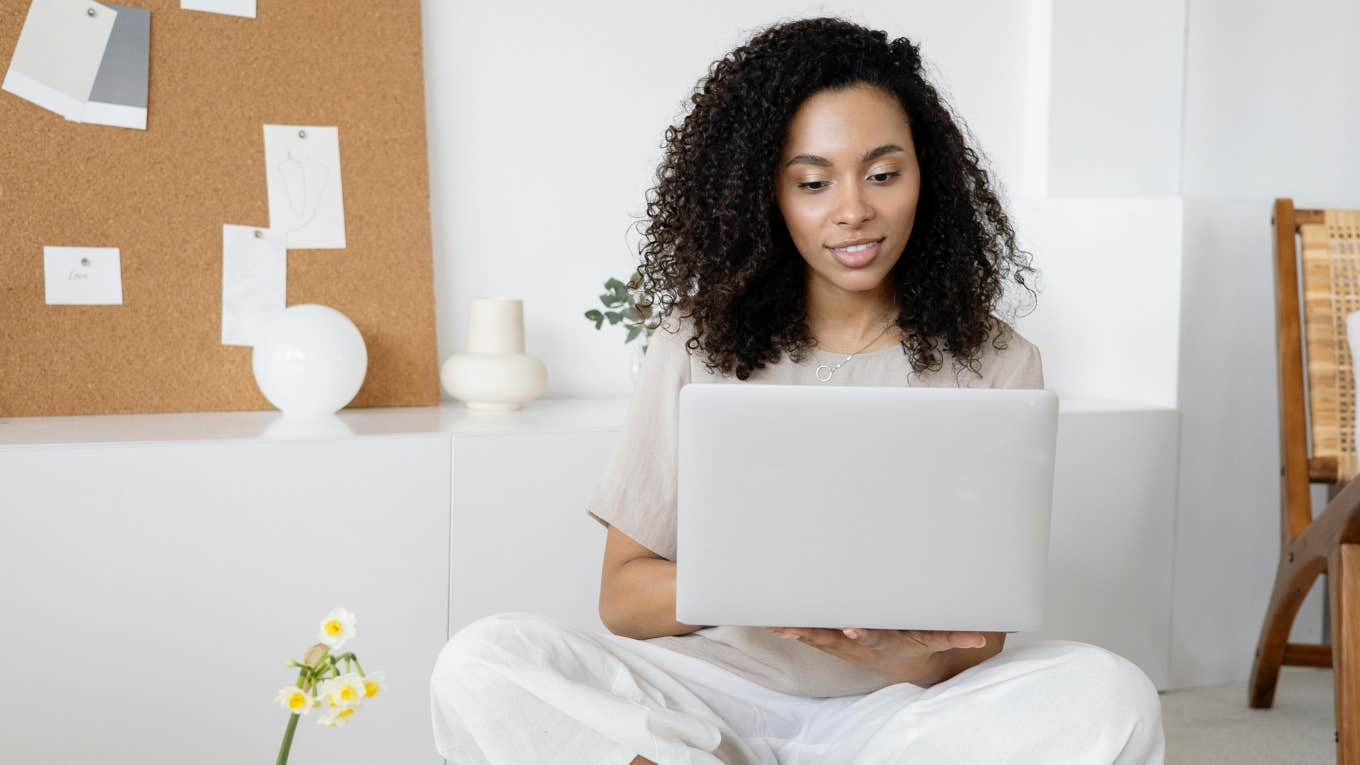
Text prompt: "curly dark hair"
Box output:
[[633, 16, 1038, 381]]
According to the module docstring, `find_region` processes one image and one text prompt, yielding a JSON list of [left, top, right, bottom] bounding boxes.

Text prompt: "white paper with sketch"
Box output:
[[263, 125, 347, 250], [2, 0, 116, 119], [221, 225, 287, 346], [180, 0, 254, 19], [44, 246, 123, 305]]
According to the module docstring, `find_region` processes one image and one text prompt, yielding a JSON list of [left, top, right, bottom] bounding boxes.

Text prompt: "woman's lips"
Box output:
[[827, 240, 881, 269]]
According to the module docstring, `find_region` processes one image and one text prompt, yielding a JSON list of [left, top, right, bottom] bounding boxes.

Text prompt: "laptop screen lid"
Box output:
[[675, 383, 1059, 632]]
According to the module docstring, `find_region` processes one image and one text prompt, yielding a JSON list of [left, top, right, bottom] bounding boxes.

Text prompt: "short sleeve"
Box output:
[[585, 317, 691, 560], [996, 341, 1044, 390]]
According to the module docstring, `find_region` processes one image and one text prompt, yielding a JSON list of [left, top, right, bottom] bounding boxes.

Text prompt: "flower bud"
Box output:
[[303, 643, 330, 668]]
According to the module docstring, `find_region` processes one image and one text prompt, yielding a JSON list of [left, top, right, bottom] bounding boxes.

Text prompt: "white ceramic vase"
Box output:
[[441, 298, 547, 410]]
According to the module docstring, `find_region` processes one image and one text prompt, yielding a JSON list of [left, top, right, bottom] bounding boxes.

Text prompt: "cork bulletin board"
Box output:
[[0, 0, 439, 416]]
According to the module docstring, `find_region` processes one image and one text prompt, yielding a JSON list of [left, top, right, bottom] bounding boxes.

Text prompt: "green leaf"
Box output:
[[604, 277, 626, 292], [621, 307, 639, 321], [584, 309, 604, 330], [605, 311, 622, 325], [599, 293, 624, 307], [626, 326, 641, 343]]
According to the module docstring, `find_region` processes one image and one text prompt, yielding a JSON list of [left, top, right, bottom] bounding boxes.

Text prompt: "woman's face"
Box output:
[[774, 83, 922, 300]]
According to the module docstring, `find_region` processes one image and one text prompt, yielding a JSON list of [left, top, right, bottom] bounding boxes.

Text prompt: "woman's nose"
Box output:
[[831, 183, 874, 225]]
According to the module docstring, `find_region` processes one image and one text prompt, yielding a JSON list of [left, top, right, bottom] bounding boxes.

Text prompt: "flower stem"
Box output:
[[276, 713, 300, 765]]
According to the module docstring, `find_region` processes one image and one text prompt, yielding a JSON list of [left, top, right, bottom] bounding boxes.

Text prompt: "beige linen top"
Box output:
[[586, 314, 1045, 698]]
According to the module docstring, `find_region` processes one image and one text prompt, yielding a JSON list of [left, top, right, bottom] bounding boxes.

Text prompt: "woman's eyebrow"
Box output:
[[783, 143, 905, 169]]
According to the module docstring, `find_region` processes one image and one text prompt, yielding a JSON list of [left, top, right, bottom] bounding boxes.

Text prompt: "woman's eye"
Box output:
[[797, 172, 899, 191]]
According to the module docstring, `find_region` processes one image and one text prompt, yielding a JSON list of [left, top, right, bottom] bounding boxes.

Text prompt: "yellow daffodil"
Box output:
[[317, 706, 357, 727], [361, 670, 387, 699], [317, 607, 356, 650], [319, 673, 367, 709], [274, 686, 317, 716]]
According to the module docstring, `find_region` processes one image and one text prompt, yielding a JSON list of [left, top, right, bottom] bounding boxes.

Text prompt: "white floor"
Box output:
[[1162, 666, 1336, 763]]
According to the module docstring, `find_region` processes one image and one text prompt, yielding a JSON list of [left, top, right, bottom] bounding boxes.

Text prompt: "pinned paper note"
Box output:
[[44, 246, 122, 305], [221, 225, 286, 346], [263, 125, 347, 249], [2, 0, 116, 119], [181, 0, 255, 19], [78, 2, 150, 129]]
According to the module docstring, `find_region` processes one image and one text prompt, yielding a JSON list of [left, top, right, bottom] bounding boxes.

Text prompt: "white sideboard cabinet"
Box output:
[[0, 395, 1180, 764]]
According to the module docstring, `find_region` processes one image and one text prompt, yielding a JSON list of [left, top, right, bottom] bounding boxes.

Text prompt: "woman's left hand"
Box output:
[[766, 626, 988, 685]]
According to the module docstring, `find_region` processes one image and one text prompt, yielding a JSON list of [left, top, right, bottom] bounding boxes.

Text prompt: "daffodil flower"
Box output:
[[319, 673, 367, 709], [275, 687, 317, 716], [361, 670, 387, 699], [318, 607, 357, 650], [317, 707, 357, 727]]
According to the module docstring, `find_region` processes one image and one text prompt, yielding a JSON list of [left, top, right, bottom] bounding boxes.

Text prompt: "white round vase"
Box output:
[[441, 298, 547, 411], [251, 304, 368, 416]]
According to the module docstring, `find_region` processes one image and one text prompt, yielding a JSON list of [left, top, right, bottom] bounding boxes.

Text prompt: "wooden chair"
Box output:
[[1251, 198, 1360, 764]]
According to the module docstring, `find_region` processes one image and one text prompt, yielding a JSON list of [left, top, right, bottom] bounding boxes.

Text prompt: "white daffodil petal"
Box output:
[[274, 686, 316, 715], [329, 673, 367, 708], [318, 607, 358, 648], [318, 706, 357, 727], [361, 670, 388, 699]]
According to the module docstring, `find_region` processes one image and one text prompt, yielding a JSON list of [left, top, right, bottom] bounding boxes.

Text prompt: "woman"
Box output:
[[431, 17, 1164, 764]]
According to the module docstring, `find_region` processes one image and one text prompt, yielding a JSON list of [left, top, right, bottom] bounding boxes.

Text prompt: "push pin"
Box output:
[[254, 230, 264, 239], [86, 6, 95, 16], [80, 257, 90, 267], [298, 129, 307, 139]]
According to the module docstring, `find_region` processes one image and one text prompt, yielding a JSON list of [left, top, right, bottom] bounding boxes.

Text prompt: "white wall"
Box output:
[[1180, 0, 1360, 204], [1045, 0, 1186, 197], [1010, 198, 1182, 408]]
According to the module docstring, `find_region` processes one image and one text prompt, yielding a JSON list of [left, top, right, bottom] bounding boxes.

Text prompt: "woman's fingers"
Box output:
[[945, 631, 988, 649], [841, 627, 890, 649], [796, 628, 878, 661], [767, 627, 986, 664], [901, 630, 987, 651]]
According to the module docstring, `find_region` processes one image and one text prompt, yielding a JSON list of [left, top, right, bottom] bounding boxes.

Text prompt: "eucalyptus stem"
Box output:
[[276, 713, 300, 765]]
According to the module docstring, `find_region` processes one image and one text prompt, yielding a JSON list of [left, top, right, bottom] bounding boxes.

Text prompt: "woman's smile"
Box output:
[[827, 238, 884, 269]]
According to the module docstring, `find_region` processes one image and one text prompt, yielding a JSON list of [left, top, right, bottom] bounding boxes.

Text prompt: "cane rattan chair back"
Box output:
[[1300, 209, 1360, 486]]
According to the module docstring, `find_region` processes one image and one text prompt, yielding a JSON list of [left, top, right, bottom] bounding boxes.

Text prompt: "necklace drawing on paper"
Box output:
[[278, 149, 332, 232]]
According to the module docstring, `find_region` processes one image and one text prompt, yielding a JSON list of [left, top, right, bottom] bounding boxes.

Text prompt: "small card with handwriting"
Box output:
[[44, 246, 122, 305]]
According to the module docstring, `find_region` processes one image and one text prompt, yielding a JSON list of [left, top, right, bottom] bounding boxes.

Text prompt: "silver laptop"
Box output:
[[674, 383, 1059, 632]]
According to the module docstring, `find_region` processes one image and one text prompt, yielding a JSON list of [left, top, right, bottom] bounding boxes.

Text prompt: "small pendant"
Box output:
[[815, 364, 834, 382]]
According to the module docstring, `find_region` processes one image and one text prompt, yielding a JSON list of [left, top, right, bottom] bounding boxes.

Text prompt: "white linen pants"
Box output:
[[430, 612, 1164, 764]]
